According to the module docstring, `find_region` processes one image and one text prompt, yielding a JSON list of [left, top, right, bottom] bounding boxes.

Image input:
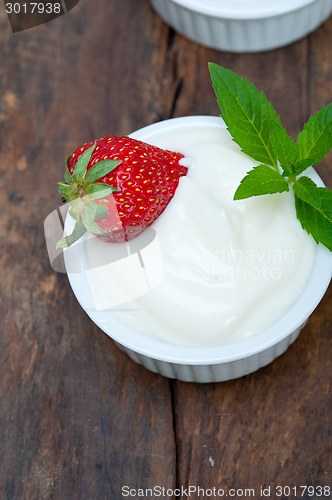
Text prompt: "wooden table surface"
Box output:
[[0, 1, 331, 499]]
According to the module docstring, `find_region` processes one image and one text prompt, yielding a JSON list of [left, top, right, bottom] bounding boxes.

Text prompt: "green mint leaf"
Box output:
[[269, 120, 296, 174], [295, 188, 332, 251], [209, 63, 280, 169], [287, 158, 316, 177], [56, 216, 87, 248], [72, 144, 96, 182], [85, 159, 121, 184], [292, 176, 321, 208], [234, 164, 289, 200], [296, 103, 332, 164]]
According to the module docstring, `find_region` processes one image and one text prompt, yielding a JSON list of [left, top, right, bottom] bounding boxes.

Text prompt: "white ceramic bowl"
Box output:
[[64, 116, 332, 383], [149, 0, 332, 52]]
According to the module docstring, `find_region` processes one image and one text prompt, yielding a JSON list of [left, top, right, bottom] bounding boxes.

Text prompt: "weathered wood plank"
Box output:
[[0, 1, 177, 498], [171, 13, 332, 494]]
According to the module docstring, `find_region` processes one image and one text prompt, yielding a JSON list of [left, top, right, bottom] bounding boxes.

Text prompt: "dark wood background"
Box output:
[[0, 1, 331, 499]]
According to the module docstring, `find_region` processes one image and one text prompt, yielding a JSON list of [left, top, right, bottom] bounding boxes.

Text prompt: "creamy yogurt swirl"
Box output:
[[82, 125, 316, 347]]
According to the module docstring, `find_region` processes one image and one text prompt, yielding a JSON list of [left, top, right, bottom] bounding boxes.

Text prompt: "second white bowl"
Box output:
[[149, 0, 332, 52]]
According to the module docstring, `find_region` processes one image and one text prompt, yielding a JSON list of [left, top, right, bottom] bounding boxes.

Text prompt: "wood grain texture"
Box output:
[[0, 0, 331, 498]]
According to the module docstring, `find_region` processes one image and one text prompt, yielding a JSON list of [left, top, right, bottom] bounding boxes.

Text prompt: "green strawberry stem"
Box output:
[[56, 143, 121, 248]]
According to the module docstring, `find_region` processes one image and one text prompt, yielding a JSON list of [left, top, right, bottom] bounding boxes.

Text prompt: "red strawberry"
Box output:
[[57, 136, 187, 247]]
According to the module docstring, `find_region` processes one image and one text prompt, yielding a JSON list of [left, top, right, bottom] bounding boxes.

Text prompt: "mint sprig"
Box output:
[[209, 63, 332, 252]]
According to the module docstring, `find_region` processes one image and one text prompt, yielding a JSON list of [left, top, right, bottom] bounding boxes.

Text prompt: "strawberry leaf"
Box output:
[[209, 64, 280, 170], [94, 203, 109, 220], [88, 183, 120, 199], [81, 201, 109, 235], [85, 159, 121, 184], [58, 182, 73, 201], [72, 144, 96, 182], [292, 176, 321, 208], [234, 164, 289, 200], [296, 103, 332, 165], [56, 216, 87, 248], [64, 166, 72, 184], [68, 197, 85, 220], [295, 188, 332, 251]]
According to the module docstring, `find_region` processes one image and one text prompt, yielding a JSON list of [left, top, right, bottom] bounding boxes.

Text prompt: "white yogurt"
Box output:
[[82, 126, 316, 347]]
